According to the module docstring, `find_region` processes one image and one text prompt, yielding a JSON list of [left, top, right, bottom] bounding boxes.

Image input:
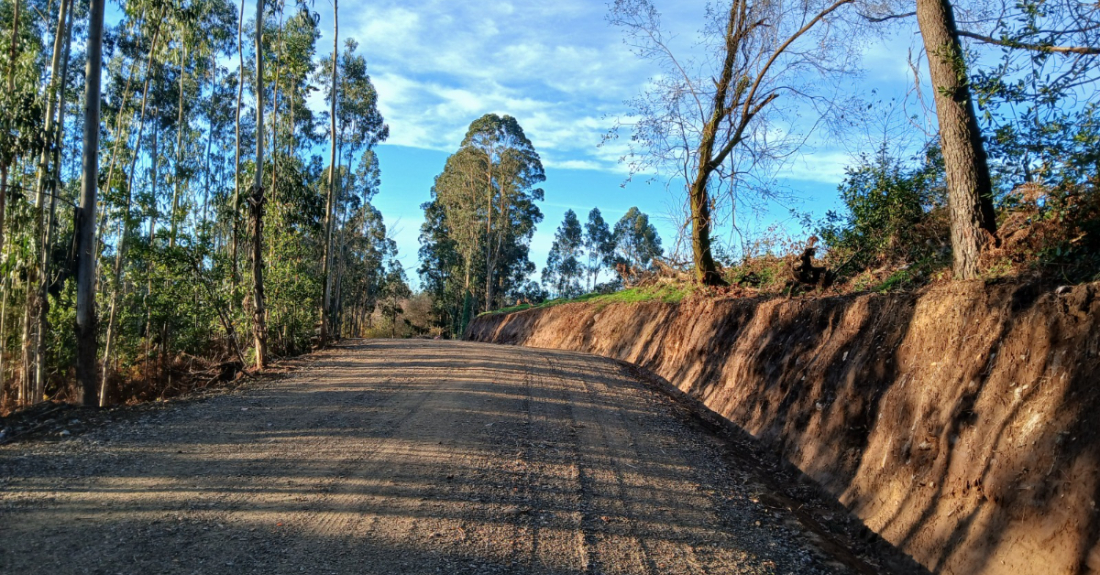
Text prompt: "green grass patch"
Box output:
[[481, 282, 694, 317]]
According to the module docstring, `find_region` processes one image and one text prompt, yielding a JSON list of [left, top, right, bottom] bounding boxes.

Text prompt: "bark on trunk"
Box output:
[[915, 0, 998, 280], [249, 0, 268, 370], [231, 0, 245, 289], [75, 0, 107, 406], [320, 0, 338, 344], [687, 3, 740, 287], [170, 44, 187, 247]]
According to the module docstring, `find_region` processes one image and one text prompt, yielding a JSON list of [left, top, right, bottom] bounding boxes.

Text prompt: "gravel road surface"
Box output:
[[0, 340, 914, 574]]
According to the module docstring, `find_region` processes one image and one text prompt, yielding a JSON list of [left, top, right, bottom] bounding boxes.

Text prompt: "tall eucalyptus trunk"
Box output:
[[201, 68, 215, 229], [249, 0, 268, 370], [75, 0, 107, 406], [0, 0, 21, 263], [170, 44, 187, 247], [320, 0, 338, 344], [231, 0, 245, 289]]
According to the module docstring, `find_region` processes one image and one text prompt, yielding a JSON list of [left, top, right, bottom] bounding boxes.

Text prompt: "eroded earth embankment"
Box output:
[[466, 282, 1100, 575]]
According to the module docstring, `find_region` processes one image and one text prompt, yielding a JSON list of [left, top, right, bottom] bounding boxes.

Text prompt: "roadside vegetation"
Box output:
[[1, 0, 1096, 412], [0, 0, 411, 413]]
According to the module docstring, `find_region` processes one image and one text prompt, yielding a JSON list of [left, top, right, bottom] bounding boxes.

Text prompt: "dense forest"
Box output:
[[0, 0, 407, 411], [1, 0, 1097, 413]]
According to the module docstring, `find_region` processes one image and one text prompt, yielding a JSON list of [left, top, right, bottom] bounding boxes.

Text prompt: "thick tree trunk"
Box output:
[[687, 4, 740, 287], [320, 0, 338, 344], [250, 0, 268, 370], [915, 0, 998, 280], [75, 0, 107, 406], [689, 176, 722, 285]]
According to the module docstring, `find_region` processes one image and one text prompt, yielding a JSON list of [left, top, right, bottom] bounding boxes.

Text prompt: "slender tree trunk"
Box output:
[[101, 38, 158, 407], [0, 0, 21, 263], [249, 0, 268, 370], [29, 0, 78, 399], [320, 0, 338, 344], [144, 116, 160, 377], [201, 68, 215, 230], [15, 0, 43, 401], [170, 44, 187, 247], [268, 12, 281, 210], [483, 163, 495, 311], [74, 0, 107, 406], [231, 0, 245, 289], [18, 290, 33, 404], [915, 0, 997, 280]]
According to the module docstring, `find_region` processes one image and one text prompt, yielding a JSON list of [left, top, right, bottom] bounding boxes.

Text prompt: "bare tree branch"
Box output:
[[957, 29, 1100, 54]]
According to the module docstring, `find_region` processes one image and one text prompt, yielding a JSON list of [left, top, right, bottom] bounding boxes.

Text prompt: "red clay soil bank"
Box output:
[[466, 282, 1100, 575]]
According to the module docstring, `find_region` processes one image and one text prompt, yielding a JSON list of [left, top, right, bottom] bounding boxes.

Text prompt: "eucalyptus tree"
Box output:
[[542, 209, 585, 298], [444, 114, 544, 311], [583, 207, 613, 290], [424, 112, 546, 325], [418, 197, 467, 335], [612, 207, 664, 275], [231, 0, 246, 286], [100, 4, 169, 406], [75, 0, 108, 405], [319, 0, 338, 344], [317, 37, 388, 342], [378, 258, 410, 338], [250, 0, 268, 369], [0, 0, 49, 406], [26, 0, 77, 402]]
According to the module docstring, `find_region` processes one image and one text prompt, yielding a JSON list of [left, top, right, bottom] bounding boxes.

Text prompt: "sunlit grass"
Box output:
[[483, 282, 695, 317]]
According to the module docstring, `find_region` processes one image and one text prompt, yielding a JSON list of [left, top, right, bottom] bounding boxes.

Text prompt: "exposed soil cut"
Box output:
[[467, 281, 1100, 575], [0, 340, 922, 575]]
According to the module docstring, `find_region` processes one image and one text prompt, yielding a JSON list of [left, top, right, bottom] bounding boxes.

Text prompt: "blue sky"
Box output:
[[306, 0, 929, 287]]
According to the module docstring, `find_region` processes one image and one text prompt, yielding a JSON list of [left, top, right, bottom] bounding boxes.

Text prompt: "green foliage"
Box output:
[[611, 207, 663, 276], [483, 282, 694, 317], [542, 209, 585, 299], [583, 207, 614, 291], [418, 114, 545, 335], [817, 145, 948, 277], [0, 0, 406, 412]]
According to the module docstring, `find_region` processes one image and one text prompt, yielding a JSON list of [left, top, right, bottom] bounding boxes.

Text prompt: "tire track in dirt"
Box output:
[[0, 340, 904, 575]]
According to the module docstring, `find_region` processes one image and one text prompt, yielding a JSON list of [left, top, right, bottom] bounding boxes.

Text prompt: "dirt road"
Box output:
[[1, 340, 914, 574]]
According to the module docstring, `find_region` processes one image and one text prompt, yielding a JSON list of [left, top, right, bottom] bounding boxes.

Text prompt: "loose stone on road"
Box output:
[[1, 340, 900, 574]]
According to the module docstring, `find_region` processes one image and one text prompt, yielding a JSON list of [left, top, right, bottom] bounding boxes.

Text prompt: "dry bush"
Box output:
[[982, 182, 1100, 281]]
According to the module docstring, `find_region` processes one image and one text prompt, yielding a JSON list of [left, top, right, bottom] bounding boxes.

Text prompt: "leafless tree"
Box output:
[[609, 0, 865, 284]]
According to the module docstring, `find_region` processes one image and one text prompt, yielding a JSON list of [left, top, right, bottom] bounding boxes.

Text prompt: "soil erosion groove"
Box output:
[[0, 340, 921, 575]]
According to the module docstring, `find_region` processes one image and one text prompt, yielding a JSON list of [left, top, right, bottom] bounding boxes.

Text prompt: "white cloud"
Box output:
[[319, 1, 926, 182], [781, 151, 851, 184], [319, 0, 659, 173]]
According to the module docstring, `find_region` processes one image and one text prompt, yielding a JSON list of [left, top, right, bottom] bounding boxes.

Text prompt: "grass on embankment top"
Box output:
[[482, 282, 694, 317]]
